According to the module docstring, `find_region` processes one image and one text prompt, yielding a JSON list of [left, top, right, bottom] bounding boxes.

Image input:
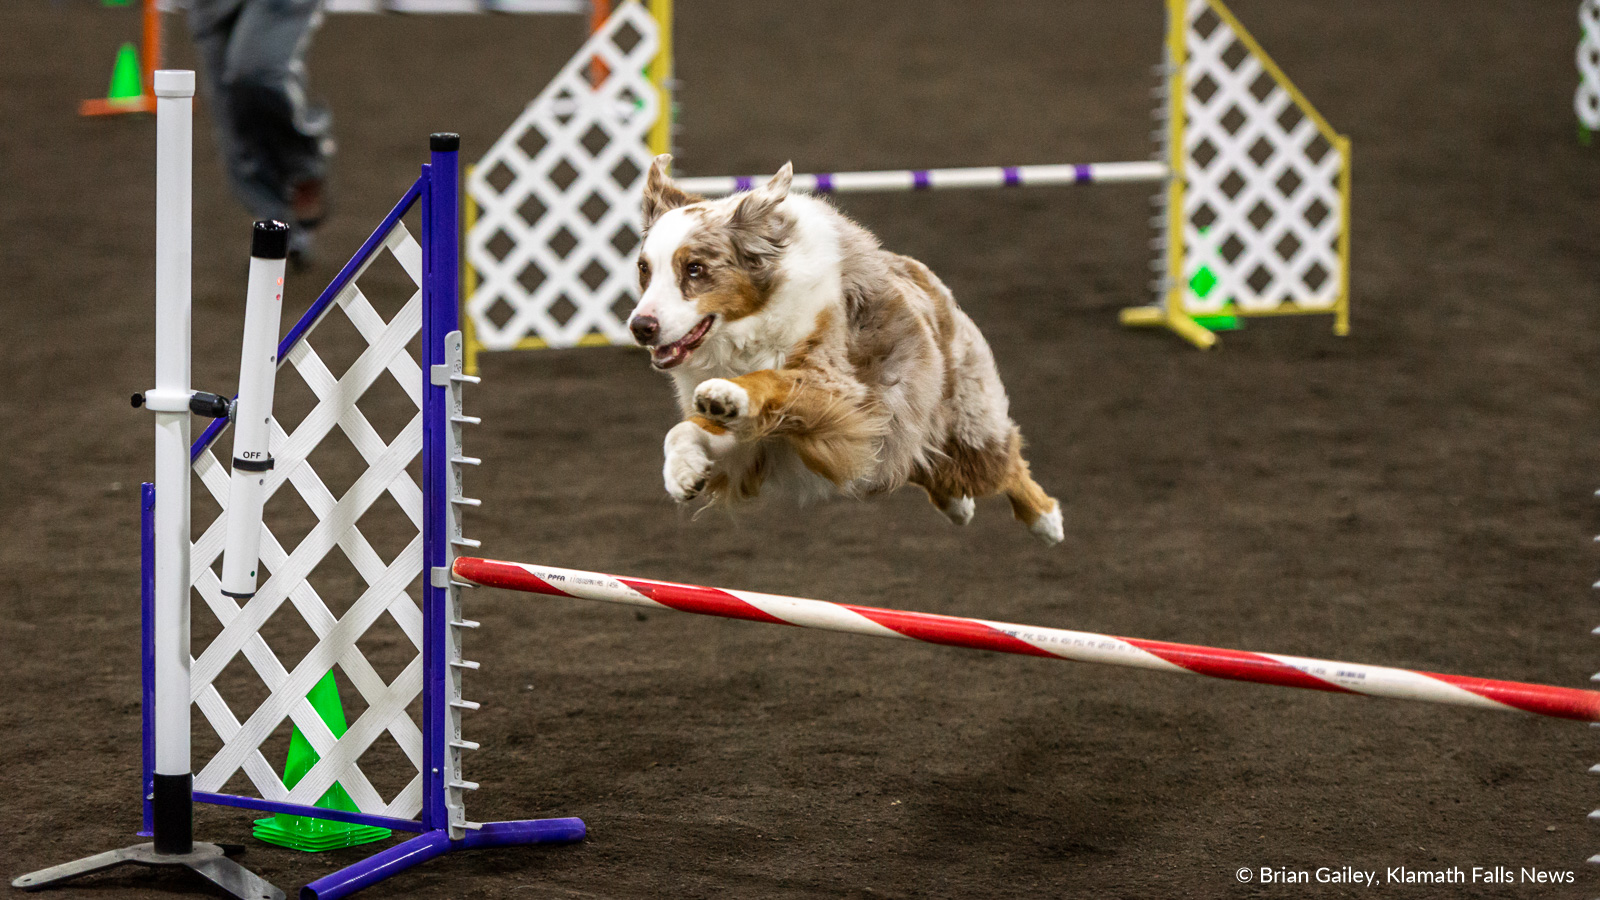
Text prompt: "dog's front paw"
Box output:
[[693, 378, 750, 425], [663, 421, 714, 502]]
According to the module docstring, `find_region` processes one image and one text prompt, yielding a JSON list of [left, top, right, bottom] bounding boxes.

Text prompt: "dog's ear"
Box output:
[[732, 161, 794, 225], [643, 154, 696, 228], [726, 162, 795, 293], [764, 161, 795, 198]]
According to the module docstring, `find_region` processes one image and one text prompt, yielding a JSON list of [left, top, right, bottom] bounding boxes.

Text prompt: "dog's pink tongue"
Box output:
[[652, 344, 687, 369]]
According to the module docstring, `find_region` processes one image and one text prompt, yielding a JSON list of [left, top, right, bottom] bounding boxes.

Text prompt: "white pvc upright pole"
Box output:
[[219, 222, 289, 600], [151, 68, 195, 855], [11, 69, 284, 899]]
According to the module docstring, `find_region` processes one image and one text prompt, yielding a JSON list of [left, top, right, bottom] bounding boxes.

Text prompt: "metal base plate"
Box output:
[[12, 841, 284, 900]]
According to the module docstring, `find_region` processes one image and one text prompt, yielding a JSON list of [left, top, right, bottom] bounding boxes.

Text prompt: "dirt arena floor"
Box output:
[[6, 1, 1600, 897]]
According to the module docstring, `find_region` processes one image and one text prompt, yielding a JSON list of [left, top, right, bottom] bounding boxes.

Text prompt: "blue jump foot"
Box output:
[[299, 817, 586, 900]]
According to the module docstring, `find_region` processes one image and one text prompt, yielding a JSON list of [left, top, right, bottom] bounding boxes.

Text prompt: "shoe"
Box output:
[[290, 178, 328, 230], [288, 227, 315, 272]]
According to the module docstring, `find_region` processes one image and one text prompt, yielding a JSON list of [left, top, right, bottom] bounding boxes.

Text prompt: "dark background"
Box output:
[[5, 1, 1600, 897]]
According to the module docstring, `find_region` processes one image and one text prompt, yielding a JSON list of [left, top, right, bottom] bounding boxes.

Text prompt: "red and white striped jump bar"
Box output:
[[673, 160, 1169, 197], [454, 557, 1600, 723]]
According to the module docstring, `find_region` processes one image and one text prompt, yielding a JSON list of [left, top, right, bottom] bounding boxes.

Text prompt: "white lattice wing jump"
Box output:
[[1176, 0, 1348, 317], [467, 3, 660, 351], [189, 222, 428, 819], [1581, 0, 1600, 132]]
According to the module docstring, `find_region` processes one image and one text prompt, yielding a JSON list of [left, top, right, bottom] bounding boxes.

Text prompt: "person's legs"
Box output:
[[191, 1, 291, 222], [224, 0, 330, 188], [220, 0, 333, 259]]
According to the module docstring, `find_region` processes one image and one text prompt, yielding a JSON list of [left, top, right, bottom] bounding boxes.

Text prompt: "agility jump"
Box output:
[[14, 72, 581, 900], [454, 557, 1600, 724], [464, 0, 1351, 365]]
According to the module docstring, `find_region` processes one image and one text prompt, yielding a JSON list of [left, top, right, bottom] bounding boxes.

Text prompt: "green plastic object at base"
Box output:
[[252, 671, 392, 852], [1192, 312, 1243, 332], [107, 42, 143, 101]]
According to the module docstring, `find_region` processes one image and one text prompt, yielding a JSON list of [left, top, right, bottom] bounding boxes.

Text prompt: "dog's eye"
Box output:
[[685, 262, 706, 279]]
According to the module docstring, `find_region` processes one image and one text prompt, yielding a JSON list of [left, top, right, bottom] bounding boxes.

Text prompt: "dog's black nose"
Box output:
[[630, 315, 660, 345]]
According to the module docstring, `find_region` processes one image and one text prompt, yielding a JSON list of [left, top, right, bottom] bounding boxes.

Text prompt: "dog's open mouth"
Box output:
[[651, 315, 715, 370]]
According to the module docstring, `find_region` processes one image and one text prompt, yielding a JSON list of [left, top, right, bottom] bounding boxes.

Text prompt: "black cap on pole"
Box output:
[[151, 772, 194, 855], [430, 133, 460, 152], [251, 220, 291, 260]]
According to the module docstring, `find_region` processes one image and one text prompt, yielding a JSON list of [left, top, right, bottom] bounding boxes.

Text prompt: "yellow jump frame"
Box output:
[[1122, 0, 1352, 349]]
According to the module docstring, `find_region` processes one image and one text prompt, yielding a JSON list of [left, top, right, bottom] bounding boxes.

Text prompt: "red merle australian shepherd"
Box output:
[[625, 155, 1062, 545]]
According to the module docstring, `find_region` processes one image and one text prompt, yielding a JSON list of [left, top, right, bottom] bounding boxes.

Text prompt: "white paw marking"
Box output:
[[693, 378, 750, 424], [663, 421, 714, 501], [942, 496, 975, 526], [1030, 501, 1064, 546]]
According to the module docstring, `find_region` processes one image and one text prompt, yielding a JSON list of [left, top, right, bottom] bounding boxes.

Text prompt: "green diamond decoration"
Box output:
[[1189, 265, 1218, 299]]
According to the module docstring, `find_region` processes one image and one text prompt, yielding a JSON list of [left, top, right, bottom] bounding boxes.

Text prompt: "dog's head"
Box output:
[[628, 155, 795, 370]]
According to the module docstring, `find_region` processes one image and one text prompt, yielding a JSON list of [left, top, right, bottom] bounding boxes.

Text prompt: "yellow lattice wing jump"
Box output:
[[1124, 0, 1351, 348]]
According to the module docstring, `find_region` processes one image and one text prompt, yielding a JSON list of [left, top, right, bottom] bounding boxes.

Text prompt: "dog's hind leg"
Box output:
[[928, 430, 1062, 545], [1000, 436, 1063, 546], [910, 475, 976, 526], [942, 495, 976, 525]]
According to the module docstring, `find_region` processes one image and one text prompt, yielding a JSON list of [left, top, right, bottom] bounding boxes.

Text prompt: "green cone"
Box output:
[[252, 671, 392, 852], [106, 42, 143, 101]]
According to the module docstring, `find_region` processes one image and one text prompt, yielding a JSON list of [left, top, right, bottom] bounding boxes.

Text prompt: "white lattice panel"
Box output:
[[190, 222, 427, 819], [1177, 0, 1346, 316], [467, 3, 659, 350], [1581, 0, 1600, 132]]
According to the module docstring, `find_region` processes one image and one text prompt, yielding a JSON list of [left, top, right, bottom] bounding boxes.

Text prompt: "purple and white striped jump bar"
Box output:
[[674, 160, 1170, 197]]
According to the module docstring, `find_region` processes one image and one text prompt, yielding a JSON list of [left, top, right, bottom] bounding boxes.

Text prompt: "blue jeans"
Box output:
[[190, 0, 332, 224]]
